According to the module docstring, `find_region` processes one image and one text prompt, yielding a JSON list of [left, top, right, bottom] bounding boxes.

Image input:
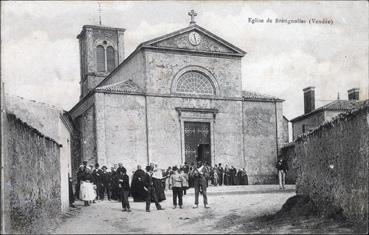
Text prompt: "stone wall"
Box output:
[[79, 105, 97, 165], [98, 93, 147, 172], [294, 103, 369, 222], [5, 94, 72, 213], [243, 101, 280, 184], [3, 114, 61, 234]]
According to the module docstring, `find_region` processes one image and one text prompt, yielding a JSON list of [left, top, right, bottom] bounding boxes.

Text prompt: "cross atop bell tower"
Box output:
[[188, 10, 197, 25]]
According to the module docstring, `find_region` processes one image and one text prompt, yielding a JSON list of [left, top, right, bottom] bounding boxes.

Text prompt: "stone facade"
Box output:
[[3, 114, 62, 234], [5, 95, 73, 214], [294, 102, 369, 222], [70, 23, 287, 183]]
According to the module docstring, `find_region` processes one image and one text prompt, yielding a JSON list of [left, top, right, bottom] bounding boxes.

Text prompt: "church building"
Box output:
[[69, 11, 287, 184]]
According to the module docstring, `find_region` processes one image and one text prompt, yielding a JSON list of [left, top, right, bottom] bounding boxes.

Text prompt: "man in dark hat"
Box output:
[[101, 166, 111, 200], [117, 162, 127, 174], [92, 163, 104, 200], [110, 166, 118, 200], [190, 161, 210, 209], [143, 165, 164, 212], [218, 163, 224, 186], [276, 157, 288, 189], [117, 167, 131, 212]]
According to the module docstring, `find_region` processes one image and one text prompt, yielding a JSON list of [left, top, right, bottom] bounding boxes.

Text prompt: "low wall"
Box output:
[[294, 102, 369, 222], [3, 114, 62, 233]]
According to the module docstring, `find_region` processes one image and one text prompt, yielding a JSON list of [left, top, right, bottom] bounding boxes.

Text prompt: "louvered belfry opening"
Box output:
[[106, 46, 115, 72], [96, 45, 106, 72]]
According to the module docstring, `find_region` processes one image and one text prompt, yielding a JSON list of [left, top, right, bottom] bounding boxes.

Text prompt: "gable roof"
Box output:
[[96, 79, 144, 94], [291, 99, 364, 122], [139, 24, 246, 56]]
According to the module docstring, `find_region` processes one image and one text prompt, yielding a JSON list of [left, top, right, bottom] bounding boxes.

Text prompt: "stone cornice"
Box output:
[[142, 45, 244, 58], [175, 107, 219, 114]]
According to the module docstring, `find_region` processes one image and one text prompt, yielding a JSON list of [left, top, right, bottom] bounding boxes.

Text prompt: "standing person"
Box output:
[[101, 166, 111, 200], [188, 163, 195, 188], [143, 166, 164, 212], [75, 165, 85, 200], [190, 161, 210, 209], [229, 166, 236, 185], [110, 166, 117, 200], [117, 168, 131, 212], [213, 166, 218, 186], [204, 163, 212, 187], [152, 163, 166, 202], [224, 165, 230, 185], [117, 162, 126, 174], [241, 168, 248, 185], [164, 166, 173, 191], [80, 166, 95, 206], [276, 157, 288, 189], [180, 168, 189, 196], [218, 163, 224, 186], [69, 173, 76, 208], [169, 166, 184, 209], [237, 168, 243, 185], [88, 165, 97, 203], [131, 165, 147, 202], [92, 163, 104, 200]]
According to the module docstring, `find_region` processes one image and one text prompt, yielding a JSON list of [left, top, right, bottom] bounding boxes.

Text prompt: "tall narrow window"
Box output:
[[96, 45, 105, 72], [106, 46, 115, 72]]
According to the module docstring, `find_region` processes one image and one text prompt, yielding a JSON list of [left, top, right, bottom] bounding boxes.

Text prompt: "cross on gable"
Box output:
[[188, 10, 197, 24]]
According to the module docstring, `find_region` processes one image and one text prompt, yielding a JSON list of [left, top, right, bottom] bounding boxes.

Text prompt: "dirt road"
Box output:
[[51, 186, 294, 234], [50, 185, 360, 234]]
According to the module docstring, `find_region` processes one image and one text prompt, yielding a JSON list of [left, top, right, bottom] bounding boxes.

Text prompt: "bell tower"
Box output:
[[77, 25, 125, 99]]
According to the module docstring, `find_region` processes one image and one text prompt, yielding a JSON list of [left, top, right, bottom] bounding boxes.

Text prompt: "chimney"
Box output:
[[303, 86, 315, 114], [348, 88, 359, 101]]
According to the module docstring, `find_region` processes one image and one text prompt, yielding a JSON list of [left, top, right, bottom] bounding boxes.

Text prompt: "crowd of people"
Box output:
[[72, 160, 251, 212]]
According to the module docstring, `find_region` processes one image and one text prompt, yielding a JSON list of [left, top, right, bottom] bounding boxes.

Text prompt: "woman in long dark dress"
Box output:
[[131, 165, 147, 202], [242, 168, 248, 185], [237, 168, 243, 185], [224, 165, 230, 185]]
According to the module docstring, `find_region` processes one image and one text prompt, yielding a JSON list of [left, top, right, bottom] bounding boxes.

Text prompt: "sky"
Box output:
[[2, 1, 368, 119]]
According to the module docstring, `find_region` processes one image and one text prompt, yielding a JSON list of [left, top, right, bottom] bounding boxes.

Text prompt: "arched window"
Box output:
[[96, 45, 105, 72], [176, 71, 215, 95], [106, 46, 115, 72]]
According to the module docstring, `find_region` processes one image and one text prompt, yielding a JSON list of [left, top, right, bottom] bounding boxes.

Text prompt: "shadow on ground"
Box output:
[[218, 195, 367, 234]]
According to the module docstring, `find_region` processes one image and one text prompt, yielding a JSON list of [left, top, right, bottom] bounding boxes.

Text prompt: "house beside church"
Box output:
[[291, 87, 363, 140], [69, 12, 288, 184]]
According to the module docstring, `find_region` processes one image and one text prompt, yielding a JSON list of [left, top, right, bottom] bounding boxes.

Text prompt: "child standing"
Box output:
[[169, 166, 184, 209]]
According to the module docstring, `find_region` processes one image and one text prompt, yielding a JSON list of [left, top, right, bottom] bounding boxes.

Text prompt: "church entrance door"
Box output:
[[184, 122, 211, 165]]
